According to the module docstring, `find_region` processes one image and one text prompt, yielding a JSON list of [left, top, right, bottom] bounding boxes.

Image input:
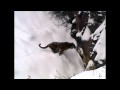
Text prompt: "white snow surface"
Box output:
[[76, 31, 82, 37], [91, 19, 106, 40], [94, 27, 106, 62], [14, 11, 85, 79], [98, 14, 103, 16], [76, 27, 86, 38], [93, 19, 105, 37], [78, 11, 81, 14], [72, 18, 76, 23], [71, 65, 106, 79], [81, 26, 91, 41], [88, 18, 94, 24], [85, 60, 94, 70], [93, 19, 106, 62]]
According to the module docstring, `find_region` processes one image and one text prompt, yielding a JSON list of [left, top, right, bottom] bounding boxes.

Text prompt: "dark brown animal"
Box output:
[[39, 42, 76, 55]]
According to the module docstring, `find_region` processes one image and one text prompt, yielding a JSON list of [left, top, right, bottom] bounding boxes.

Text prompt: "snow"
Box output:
[[91, 34, 94, 39], [90, 52, 94, 57], [80, 48, 83, 54], [92, 19, 106, 36], [76, 26, 91, 40], [98, 14, 103, 16], [93, 27, 106, 62], [78, 11, 81, 14], [91, 18, 106, 41], [14, 11, 85, 79], [67, 23, 72, 29], [92, 18, 106, 63], [93, 34, 99, 40], [91, 18, 106, 63], [71, 65, 106, 79], [85, 60, 94, 70], [72, 18, 76, 23], [92, 42, 94, 45], [81, 26, 91, 41], [88, 18, 94, 24], [76, 27, 84, 37], [76, 31, 82, 37], [65, 15, 69, 20], [72, 29, 77, 32]]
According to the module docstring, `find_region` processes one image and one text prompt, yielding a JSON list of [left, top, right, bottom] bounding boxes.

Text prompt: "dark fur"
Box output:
[[39, 42, 76, 55]]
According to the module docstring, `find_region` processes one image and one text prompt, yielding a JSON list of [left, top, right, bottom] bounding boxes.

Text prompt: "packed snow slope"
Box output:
[[14, 11, 85, 79], [71, 65, 106, 79]]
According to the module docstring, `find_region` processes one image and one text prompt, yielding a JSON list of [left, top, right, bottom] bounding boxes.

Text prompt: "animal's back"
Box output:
[[39, 42, 76, 55]]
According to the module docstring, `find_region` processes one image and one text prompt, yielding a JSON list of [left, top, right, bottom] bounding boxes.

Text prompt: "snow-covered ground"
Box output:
[[14, 11, 85, 79], [71, 65, 106, 79]]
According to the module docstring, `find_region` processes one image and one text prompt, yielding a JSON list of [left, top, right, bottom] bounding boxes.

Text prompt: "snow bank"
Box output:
[[93, 19, 106, 63], [94, 28, 106, 62], [71, 65, 106, 79]]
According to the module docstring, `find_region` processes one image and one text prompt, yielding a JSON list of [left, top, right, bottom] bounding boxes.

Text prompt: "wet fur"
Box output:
[[39, 42, 76, 55]]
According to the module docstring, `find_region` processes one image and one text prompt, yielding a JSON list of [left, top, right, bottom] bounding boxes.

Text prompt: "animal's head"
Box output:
[[71, 43, 76, 48]]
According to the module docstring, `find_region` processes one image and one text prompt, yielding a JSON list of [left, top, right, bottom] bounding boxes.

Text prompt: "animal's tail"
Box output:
[[39, 43, 48, 49]]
